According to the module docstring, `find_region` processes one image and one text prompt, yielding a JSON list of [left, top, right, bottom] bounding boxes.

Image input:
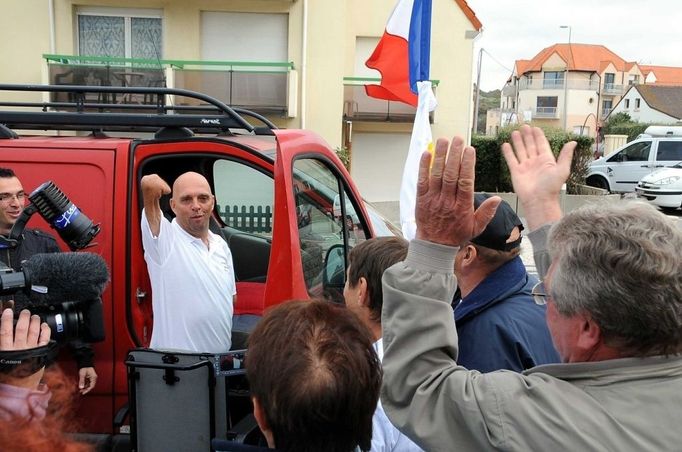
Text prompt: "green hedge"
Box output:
[[472, 126, 594, 194]]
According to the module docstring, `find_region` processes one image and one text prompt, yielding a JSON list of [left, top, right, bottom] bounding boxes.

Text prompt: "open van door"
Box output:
[[270, 130, 373, 306]]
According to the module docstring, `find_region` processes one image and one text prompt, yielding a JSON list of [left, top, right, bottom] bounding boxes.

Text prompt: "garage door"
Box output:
[[351, 132, 410, 203]]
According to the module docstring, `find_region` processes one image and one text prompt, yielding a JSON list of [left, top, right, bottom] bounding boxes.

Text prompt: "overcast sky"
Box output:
[[465, 0, 682, 91]]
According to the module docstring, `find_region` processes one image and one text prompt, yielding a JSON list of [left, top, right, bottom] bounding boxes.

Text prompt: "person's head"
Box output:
[[455, 195, 523, 297], [170, 171, 215, 239], [344, 237, 408, 332], [247, 300, 381, 452], [0, 168, 26, 235], [545, 201, 682, 362], [0, 368, 91, 452]]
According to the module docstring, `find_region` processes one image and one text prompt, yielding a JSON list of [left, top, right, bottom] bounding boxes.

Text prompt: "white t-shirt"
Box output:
[[372, 338, 424, 452], [141, 211, 236, 353]]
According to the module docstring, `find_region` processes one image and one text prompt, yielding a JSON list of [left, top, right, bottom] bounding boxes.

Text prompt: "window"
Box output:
[[536, 96, 558, 116], [292, 158, 367, 302], [543, 71, 564, 89], [604, 73, 615, 85], [77, 8, 162, 59], [602, 99, 613, 117], [635, 98, 641, 109], [655, 141, 682, 161], [624, 99, 630, 109], [628, 74, 640, 85], [213, 160, 274, 238], [608, 141, 651, 162]]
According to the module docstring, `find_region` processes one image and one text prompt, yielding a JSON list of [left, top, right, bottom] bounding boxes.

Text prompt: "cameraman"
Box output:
[[0, 168, 97, 394]]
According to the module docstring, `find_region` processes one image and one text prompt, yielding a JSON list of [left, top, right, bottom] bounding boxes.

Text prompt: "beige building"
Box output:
[[489, 43, 644, 138], [0, 0, 481, 204]]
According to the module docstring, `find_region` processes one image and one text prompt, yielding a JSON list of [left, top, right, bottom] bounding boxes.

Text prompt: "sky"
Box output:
[[465, 0, 682, 91]]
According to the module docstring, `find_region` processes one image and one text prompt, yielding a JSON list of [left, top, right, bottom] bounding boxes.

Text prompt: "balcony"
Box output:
[[519, 78, 599, 91], [501, 83, 517, 97], [533, 107, 559, 118], [342, 77, 438, 123], [602, 83, 624, 95], [43, 54, 296, 117]]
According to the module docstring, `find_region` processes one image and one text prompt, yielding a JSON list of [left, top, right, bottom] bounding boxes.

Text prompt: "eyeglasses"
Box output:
[[0, 192, 25, 204], [531, 281, 549, 305]]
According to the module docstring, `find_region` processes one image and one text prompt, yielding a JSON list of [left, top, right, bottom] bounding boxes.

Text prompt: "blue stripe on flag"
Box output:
[[408, 0, 432, 93]]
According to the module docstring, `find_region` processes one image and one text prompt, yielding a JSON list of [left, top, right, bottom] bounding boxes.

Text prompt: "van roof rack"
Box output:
[[0, 84, 277, 136]]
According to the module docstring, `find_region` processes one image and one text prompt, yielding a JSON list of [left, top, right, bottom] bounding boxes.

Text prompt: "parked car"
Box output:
[[635, 164, 682, 211], [0, 84, 398, 445], [586, 134, 682, 193]]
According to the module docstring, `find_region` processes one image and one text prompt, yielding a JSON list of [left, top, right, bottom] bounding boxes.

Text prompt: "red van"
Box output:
[[0, 84, 398, 443]]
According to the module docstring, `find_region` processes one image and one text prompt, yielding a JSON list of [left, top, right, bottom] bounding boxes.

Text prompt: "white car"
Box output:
[[635, 164, 682, 211]]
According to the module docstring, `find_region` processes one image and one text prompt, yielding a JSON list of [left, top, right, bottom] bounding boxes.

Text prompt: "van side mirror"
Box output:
[[322, 244, 346, 302]]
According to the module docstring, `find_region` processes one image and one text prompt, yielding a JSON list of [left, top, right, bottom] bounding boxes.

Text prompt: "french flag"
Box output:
[[365, 0, 432, 107]]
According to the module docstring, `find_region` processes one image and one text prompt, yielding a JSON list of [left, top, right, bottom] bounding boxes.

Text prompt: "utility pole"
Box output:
[[472, 47, 483, 136]]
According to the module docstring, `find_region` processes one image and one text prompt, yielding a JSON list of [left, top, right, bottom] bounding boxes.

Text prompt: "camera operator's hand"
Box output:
[[78, 366, 97, 395], [0, 308, 51, 389]]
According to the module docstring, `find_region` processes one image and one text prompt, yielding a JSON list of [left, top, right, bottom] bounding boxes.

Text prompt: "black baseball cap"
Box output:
[[470, 194, 523, 251]]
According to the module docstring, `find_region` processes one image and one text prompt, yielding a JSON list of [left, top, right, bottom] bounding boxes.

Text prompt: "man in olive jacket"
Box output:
[[380, 127, 682, 451]]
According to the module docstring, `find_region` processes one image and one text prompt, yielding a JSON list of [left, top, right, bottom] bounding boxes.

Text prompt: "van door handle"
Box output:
[[654, 165, 664, 168], [136, 288, 147, 304], [640, 164, 651, 168]]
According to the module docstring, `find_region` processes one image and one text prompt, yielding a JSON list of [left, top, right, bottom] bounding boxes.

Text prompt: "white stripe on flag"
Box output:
[[400, 81, 437, 240]]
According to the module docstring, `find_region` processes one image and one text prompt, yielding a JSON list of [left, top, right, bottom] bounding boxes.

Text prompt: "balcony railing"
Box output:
[[43, 54, 295, 116], [533, 107, 559, 118], [342, 77, 438, 123], [518, 79, 599, 91], [602, 83, 624, 95]]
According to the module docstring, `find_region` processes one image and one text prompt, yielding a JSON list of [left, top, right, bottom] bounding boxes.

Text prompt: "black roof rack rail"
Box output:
[[0, 84, 279, 135]]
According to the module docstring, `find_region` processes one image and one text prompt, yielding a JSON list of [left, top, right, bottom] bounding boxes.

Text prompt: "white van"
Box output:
[[586, 135, 682, 193]]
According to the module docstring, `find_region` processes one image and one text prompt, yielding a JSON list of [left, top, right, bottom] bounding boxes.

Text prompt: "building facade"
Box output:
[[490, 43, 644, 138], [0, 0, 481, 204]]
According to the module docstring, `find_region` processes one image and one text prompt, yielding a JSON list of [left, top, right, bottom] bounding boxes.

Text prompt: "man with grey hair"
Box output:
[[379, 126, 682, 451]]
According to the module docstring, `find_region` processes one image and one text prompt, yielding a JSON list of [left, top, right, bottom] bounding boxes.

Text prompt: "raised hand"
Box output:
[[415, 136, 500, 247], [501, 125, 576, 230]]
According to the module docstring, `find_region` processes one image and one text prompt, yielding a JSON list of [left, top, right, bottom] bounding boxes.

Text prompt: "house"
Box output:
[[493, 43, 643, 137], [641, 65, 682, 86], [0, 0, 482, 205], [608, 85, 682, 124]]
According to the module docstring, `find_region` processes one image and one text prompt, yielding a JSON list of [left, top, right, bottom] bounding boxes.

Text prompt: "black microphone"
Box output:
[[28, 181, 101, 251], [0, 252, 109, 343], [20, 252, 110, 304]]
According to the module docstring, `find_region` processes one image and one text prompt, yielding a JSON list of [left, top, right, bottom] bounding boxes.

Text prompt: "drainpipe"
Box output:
[[300, 0, 308, 129], [48, 0, 56, 54]]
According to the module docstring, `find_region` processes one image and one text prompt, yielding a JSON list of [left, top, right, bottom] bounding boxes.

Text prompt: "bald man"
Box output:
[[140, 172, 236, 353]]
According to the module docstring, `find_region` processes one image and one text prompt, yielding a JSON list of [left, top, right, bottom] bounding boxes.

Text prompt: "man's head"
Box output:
[[247, 300, 381, 452], [170, 172, 215, 239], [344, 237, 408, 331], [0, 168, 25, 235], [546, 201, 682, 361], [454, 195, 523, 297]]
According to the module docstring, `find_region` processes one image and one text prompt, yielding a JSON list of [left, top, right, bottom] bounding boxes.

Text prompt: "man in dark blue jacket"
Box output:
[[453, 194, 559, 372]]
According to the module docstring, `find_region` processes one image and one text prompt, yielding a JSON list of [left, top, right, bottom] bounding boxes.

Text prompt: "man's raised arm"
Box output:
[[140, 174, 171, 237]]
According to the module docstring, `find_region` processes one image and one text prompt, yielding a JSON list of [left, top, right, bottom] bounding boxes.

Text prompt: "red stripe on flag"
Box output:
[[365, 32, 418, 107]]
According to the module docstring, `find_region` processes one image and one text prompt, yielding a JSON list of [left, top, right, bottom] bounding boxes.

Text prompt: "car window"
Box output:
[[213, 159, 274, 239], [292, 158, 367, 302], [655, 141, 682, 161], [607, 141, 651, 162]]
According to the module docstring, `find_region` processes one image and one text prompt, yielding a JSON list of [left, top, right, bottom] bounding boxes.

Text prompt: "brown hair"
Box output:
[[347, 237, 408, 323], [247, 300, 381, 452], [0, 366, 92, 452]]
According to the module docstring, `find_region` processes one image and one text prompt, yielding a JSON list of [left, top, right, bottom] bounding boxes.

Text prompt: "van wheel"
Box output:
[[660, 206, 680, 214], [586, 176, 609, 191]]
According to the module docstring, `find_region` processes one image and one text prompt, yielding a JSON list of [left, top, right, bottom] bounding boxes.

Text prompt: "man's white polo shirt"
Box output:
[[141, 211, 236, 353]]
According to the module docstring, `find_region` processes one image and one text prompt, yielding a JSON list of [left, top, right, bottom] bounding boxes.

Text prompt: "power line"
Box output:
[[482, 48, 513, 73]]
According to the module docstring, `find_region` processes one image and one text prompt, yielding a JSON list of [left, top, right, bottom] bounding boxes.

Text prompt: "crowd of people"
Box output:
[[1, 125, 680, 451]]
